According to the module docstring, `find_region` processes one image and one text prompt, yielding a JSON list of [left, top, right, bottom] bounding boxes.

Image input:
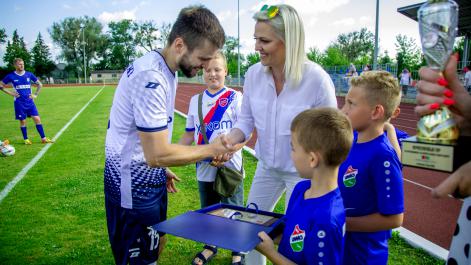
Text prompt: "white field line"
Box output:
[[0, 86, 105, 204], [174, 109, 447, 260]]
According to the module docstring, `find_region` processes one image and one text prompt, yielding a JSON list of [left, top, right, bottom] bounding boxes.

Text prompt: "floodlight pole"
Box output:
[[80, 23, 87, 83], [373, 0, 379, 70], [237, 0, 241, 87]]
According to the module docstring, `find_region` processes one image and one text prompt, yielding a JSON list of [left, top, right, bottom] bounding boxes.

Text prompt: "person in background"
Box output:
[[0, 58, 54, 145], [399, 68, 412, 97], [179, 51, 245, 265]]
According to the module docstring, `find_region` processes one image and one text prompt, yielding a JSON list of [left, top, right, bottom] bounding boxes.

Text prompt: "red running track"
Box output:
[[175, 83, 462, 250]]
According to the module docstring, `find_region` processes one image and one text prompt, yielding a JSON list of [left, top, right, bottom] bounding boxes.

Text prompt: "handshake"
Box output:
[[209, 132, 249, 167]]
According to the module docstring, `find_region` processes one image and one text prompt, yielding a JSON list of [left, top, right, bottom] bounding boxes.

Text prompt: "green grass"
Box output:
[[0, 86, 443, 264]]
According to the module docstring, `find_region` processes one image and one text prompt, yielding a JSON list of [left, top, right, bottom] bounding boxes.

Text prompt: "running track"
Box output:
[[175, 83, 462, 251]]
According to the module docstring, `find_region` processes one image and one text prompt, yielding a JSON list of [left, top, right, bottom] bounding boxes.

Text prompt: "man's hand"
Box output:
[[432, 161, 471, 199], [12, 91, 19, 98], [211, 134, 237, 155], [210, 152, 233, 167], [166, 169, 181, 193], [29, 94, 37, 99]]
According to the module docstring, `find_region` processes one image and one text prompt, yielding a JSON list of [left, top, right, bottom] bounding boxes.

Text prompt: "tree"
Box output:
[[378, 50, 393, 65], [223, 36, 245, 76], [3, 30, 31, 70], [395, 34, 422, 75], [0, 28, 6, 44], [321, 46, 349, 67], [31, 32, 55, 78], [49, 16, 107, 79], [106, 19, 136, 70], [306, 47, 324, 64], [133, 21, 171, 52], [243, 52, 260, 73], [332, 28, 374, 64]]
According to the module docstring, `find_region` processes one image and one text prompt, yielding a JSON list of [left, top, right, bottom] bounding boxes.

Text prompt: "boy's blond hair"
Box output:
[[350, 71, 401, 120], [291, 108, 353, 167], [212, 50, 227, 71]]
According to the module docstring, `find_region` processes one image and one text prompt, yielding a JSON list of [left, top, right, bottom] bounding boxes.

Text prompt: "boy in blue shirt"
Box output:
[[339, 71, 404, 264], [256, 108, 353, 265], [0, 58, 53, 144]]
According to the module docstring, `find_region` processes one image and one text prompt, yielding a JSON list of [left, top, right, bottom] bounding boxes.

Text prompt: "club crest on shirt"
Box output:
[[290, 224, 305, 252], [218, 98, 228, 107], [343, 165, 358, 188]]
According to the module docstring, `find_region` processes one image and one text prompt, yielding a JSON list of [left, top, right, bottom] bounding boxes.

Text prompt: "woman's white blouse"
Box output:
[[235, 61, 337, 172]]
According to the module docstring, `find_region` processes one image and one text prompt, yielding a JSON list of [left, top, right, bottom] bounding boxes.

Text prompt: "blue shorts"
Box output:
[[105, 186, 168, 265], [14, 100, 39, 120]]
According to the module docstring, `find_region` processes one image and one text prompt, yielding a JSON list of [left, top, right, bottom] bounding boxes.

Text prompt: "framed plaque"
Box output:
[[155, 203, 285, 253]]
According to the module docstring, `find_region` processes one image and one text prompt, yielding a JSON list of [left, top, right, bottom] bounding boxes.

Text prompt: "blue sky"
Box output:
[[0, 0, 424, 66]]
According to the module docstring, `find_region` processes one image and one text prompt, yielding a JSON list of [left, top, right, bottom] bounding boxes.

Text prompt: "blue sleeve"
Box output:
[[2, 74, 11, 84], [29, 72, 38, 83], [304, 223, 344, 265], [371, 150, 404, 215]]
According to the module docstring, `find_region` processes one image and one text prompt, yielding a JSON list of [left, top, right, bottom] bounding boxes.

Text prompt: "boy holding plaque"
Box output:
[[339, 71, 404, 264], [256, 108, 353, 265]]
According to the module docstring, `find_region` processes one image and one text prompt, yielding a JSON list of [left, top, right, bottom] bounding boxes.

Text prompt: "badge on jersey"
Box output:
[[343, 165, 358, 188], [219, 97, 228, 107], [290, 224, 305, 252]]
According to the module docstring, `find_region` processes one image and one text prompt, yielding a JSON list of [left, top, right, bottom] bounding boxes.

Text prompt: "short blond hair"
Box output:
[[350, 71, 401, 120], [291, 108, 353, 167], [212, 50, 227, 71]]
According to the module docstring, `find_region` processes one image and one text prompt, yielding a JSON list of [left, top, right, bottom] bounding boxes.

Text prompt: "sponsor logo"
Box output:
[[145, 82, 160, 89], [342, 165, 358, 188], [196, 120, 232, 132], [290, 224, 305, 252], [167, 116, 173, 123]]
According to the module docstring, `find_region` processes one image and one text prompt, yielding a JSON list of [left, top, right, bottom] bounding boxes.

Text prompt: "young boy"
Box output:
[[178, 51, 245, 265], [339, 71, 404, 264], [256, 108, 353, 265]]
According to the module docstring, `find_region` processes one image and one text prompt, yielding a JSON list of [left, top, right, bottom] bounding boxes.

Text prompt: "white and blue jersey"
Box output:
[[2, 71, 38, 102], [338, 133, 404, 265], [185, 88, 243, 182], [104, 51, 176, 209], [278, 180, 346, 265]]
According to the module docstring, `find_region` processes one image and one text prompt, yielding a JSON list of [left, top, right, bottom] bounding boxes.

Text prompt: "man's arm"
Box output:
[[139, 129, 233, 168], [0, 81, 19, 97], [32, 80, 42, 97], [178, 131, 195, 146], [346, 213, 403, 232]]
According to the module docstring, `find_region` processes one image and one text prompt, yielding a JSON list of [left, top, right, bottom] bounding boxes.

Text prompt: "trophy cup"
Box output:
[[402, 0, 463, 172]]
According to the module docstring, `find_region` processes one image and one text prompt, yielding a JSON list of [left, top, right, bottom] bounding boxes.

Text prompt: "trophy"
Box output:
[[402, 0, 464, 172]]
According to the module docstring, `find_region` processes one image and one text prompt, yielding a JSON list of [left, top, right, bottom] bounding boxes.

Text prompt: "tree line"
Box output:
[[1, 19, 465, 81]]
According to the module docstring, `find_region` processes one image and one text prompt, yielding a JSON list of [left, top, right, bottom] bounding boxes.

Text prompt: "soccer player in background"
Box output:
[[0, 58, 54, 144], [104, 5, 232, 265]]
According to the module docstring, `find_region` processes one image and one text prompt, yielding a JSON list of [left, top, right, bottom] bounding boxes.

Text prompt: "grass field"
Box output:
[[0, 86, 444, 264]]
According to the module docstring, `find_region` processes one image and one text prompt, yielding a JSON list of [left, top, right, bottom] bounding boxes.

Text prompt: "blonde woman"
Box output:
[[223, 4, 337, 265]]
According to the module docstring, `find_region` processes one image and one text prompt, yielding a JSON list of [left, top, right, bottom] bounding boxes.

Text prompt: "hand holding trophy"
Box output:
[[402, 0, 464, 172]]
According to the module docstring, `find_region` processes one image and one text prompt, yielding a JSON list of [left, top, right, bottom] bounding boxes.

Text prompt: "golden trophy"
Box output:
[[402, 0, 463, 172]]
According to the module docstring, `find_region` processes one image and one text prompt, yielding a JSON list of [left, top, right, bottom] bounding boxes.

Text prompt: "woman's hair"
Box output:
[[253, 4, 306, 86]]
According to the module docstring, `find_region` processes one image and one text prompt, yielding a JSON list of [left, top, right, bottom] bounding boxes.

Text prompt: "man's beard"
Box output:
[[179, 53, 198, 78]]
